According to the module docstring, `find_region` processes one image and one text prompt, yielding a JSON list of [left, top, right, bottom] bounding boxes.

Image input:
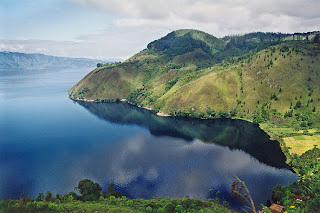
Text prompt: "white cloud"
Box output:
[[68, 0, 320, 59], [71, 0, 320, 35], [2, 0, 319, 59]]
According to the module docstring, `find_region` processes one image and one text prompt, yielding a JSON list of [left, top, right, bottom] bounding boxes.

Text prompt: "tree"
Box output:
[[230, 108, 237, 117], [97, 63, 103, 68], [55, 194, 61, 201], [314, 33, 320, 43], [295, 100, 302, 108], [217, 111, 229, 118], [106, 182, 122, 198], [75, 179, 102, 200], [270, 92, 278, 100], [45, 191, 53, 202], [206, 108, 216, 118], [107, 182, 115, 194], [253, 111, 263, 124], [36, 193, 44, 201]]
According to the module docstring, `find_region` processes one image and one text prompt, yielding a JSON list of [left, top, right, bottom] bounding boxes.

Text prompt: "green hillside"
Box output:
[[68, 29, 320, 129], [147, 29, 226, 57]]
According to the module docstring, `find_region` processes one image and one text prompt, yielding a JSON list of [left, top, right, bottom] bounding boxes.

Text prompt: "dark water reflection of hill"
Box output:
[[77, 101, 289, 169]]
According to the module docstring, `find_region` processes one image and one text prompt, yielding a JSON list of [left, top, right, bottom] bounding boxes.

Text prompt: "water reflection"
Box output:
[[73, 101, 298, 207], [77, 101, 289, 168], [0, 66, 298, 207]]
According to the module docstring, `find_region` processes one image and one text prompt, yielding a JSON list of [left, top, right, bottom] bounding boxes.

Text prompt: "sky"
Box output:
[[0, 0, 319, 60]]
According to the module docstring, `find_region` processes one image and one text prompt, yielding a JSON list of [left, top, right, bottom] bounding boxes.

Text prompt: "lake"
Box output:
[[0, 69, 298, 208]]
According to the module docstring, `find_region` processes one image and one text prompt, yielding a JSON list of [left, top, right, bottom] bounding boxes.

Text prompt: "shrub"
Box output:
[[0, 198, 11, 207], [7, 201, 16, 207], [175, 204, 186, 213], [48, 202, 58, 210], [217, 111, 229, 118], [68, 195, 74, 201], [109, 196, 117, 205], [164, 203, 176, 213], [295, 101, 302, 108], [300, 121, 307, 127], [26, 202, 33, 208], [126, 200, 133, 206], [120, 196, 128, 201], [58, 205, 65, 212], [146, 206, 153, 212], [157, 207, 165, 212], [36, 202, 46, 210]]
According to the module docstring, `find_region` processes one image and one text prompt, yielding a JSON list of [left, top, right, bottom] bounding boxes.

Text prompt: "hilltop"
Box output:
[[69, 29, 320, 129]]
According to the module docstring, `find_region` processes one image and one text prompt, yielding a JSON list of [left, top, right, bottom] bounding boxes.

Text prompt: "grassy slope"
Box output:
[[156, 67, 241, 112], [69, 40, 320, 119], [242, 43, 320, 115], [68, 31, 320, 161]]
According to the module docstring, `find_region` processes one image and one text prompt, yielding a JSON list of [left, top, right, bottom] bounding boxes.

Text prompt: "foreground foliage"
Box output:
[[0, 179, 232, 213], [272, 147, 320, 212], [0, 197, 233, 213], [0, 196, 233, 212]]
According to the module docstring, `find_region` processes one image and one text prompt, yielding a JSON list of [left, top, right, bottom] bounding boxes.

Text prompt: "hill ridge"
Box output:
[[68, 29, 320, 127]]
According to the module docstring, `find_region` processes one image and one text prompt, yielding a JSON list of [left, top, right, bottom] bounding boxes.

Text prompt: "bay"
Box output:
[[0, 69, 298, 208]]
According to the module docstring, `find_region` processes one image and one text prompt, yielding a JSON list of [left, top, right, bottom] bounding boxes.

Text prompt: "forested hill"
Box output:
[[0, 51, 105, 71], [69, 29, 320, 126]]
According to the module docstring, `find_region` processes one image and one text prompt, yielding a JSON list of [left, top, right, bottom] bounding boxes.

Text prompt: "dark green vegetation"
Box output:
[[272, 147, 320, 213], [69, 29, 320, 132], [0, 179, 232, 213]]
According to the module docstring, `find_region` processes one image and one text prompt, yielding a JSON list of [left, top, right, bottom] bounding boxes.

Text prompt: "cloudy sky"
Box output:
[[0, 0, 319, 60]]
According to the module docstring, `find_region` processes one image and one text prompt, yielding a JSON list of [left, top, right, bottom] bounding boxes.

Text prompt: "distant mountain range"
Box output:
[[0, 51, 107, 71]]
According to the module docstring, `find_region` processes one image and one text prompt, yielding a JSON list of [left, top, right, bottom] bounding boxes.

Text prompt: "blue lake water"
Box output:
[[0, 69, 298, 208]]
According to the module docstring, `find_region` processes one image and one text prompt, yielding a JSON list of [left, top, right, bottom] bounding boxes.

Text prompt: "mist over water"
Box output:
[[0, 69, 298, 208]]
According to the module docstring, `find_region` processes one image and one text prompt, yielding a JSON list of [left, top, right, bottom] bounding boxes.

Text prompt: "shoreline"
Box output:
[[69, 96, 171, 116]]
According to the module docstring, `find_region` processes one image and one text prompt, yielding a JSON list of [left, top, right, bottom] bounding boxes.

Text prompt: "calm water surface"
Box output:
[[0, 69, 298, 208]]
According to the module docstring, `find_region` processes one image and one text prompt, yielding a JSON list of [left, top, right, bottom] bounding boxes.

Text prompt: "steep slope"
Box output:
[[69, 29, 226, 102], [69, 29, 320, 125]]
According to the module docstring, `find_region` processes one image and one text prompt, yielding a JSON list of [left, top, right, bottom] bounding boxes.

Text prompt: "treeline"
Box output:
[[222, 31, 320, 43], [170, 107, 237, 119], [215, 31, 320, 63], [0, 179, 122, 212], [97, 61, 121, 68], [0, 179, 232, 213]]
